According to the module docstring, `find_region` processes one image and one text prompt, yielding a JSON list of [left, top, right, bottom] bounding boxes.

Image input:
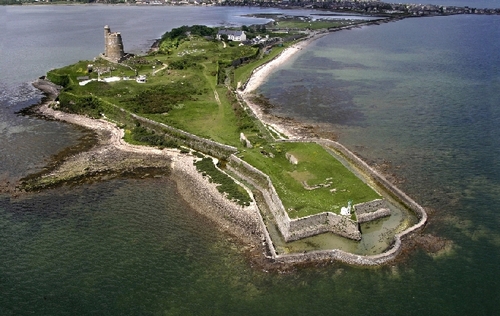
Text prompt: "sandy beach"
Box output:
[[242, 35, 321, 95], [239, 32, 336, 139]]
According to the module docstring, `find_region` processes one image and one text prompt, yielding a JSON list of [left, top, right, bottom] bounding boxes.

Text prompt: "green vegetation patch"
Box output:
[[233, 45, 287, 89], [124, 81, 199, 114], [242, 142, 380, 218], [127, 125, 180, 149], [195, 157, 251, 207], [58, 92, 103, 119]]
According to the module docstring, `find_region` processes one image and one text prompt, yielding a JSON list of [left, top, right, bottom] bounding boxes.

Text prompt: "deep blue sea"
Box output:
[[1, 3, 499, 315]]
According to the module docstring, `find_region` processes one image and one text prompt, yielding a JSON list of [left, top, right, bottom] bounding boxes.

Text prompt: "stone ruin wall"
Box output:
[[104, 25, 125, 63]]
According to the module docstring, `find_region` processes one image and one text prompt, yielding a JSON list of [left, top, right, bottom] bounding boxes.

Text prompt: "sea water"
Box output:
[[1, 4, 499, 315]]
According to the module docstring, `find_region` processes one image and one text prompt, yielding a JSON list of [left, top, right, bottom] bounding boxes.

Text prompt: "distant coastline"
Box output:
[[7, 1, 499, 16]]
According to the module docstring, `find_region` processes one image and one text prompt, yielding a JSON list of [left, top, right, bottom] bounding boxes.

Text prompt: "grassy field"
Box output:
[[48, 24, 381, 219], [240, 142, 380, 218]]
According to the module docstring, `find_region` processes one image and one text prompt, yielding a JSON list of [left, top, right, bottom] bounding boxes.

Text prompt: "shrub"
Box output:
[[130, 126, 180, 149], [58, 92, 103, 118], [125, 82, 198, 114], [47, 71, 70, 88]]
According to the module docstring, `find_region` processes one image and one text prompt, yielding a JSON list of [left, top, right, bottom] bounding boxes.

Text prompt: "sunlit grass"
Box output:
[[242, 142, 380, 218]]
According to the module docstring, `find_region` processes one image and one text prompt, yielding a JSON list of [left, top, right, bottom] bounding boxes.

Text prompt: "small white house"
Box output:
[[136, 75, 147, 83], [216, 30, 247, 42]]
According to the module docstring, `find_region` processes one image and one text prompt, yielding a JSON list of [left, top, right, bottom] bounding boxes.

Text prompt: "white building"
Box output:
[[216, 30, 247, 42]]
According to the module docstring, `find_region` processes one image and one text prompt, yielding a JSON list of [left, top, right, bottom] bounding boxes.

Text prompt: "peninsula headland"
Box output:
[[19, 13, 435, 268]]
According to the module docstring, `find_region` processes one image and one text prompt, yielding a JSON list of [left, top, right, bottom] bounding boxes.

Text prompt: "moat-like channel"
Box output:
[[261, 149, 417, 256]]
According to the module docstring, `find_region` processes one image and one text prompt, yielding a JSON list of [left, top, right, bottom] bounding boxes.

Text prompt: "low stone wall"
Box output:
[[273, 238, 402, 267], [354, 199, 386, 214], [130, 113, 238, 159]]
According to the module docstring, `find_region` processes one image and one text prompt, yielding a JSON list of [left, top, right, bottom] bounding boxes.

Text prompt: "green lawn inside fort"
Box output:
[[46, 20, 380, 218]]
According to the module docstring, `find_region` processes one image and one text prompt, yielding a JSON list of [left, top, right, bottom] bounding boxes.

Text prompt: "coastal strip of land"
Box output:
[[22, 24, 435, 269]]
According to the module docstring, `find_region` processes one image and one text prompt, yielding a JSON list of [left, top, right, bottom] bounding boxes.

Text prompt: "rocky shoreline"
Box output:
[[20, 78, 275, 269]]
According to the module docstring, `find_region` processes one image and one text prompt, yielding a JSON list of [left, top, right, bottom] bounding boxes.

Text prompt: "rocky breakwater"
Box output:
[[32, 77, 62, 100], [170, 155, 266, 250]]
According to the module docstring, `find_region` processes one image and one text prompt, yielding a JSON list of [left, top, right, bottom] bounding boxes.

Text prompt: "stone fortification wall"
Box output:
[[354, 199, 391, 223], [127, 113, 425, 265], [288, 212, 360, 241], [199, 136, 425, 266], [315, 139, 427, 225], [245, 137, 427, 265], [227, 155, 291, 235], [356, 208, 392, 224], [226, 155, 361, 242], [129, 113, 237, 159], [271, 138, 426, 265], [122, 109, 424, 265]]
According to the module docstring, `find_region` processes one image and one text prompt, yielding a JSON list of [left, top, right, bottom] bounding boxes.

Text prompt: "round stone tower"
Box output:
[[104, 25, 125, 63]]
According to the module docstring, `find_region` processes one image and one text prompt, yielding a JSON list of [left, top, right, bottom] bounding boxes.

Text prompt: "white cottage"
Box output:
[[216, 30, 247, 42]]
